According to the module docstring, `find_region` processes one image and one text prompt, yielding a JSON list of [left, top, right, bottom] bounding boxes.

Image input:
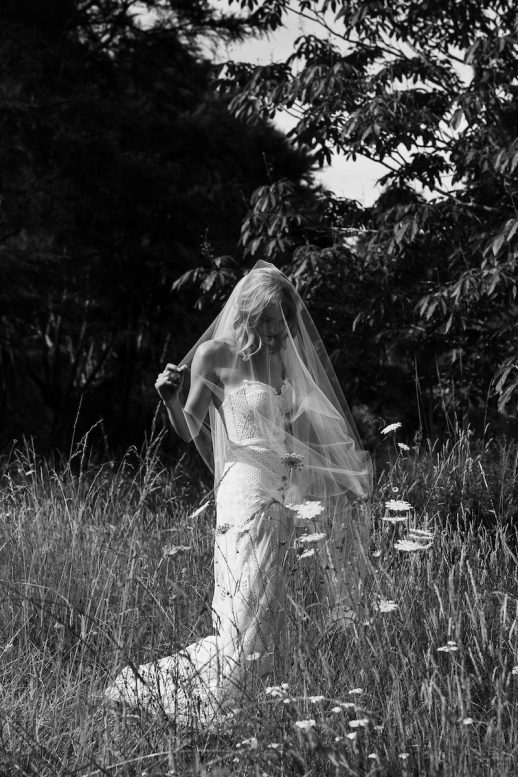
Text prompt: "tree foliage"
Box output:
[[219, 0, 518, 420], [0, 0, 313, 449]]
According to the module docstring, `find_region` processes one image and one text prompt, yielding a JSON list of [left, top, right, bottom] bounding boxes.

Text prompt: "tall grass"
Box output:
[[1, 428, 518, 776]]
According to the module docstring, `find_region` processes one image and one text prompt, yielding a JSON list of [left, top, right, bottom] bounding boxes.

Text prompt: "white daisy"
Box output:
[[382, 514, 409, 524], [408, 527, 434, 540], [385, 499, 413, 512], [286, 500, 325, 520], [437, 641, 459, 652], [394, 539, 432, 551], [298, 532, 327, 545], [294, 719, 316, 731], [375, 599, 398, 613], [349, 718, 370, 728]]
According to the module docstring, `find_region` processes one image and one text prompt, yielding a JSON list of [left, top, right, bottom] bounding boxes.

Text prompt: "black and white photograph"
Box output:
[[1, 1, 518, 775]]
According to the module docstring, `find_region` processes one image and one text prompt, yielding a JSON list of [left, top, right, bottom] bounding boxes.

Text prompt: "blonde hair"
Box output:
[[233, 269, 297, 361]]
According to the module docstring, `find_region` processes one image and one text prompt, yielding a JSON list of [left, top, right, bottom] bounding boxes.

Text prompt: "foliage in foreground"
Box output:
[[1, 430, 518, 775]]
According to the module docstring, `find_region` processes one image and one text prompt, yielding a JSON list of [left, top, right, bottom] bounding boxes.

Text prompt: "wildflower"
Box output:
[[265, 685, 288, 698], [334, 736, 343, 742], [294, 719, 316, 731], [239, 737, 258, 749], [372, 549, 382, 558], [340, 702, 356, 709], [286, 500, 325, 521], [298, 532, 327, 545], [268, 743, 281, 750], [462, 718, 474, 725], [331, 706, 342, 713], [309, 695, 325, 703], [385, 499, 412, 512], [162, 545, 191, 558], [511, 666, 518, 675], [245, 652, 262, 662], [408, 528, 434, 540], [399, 753, 409, 760], [281, 682, 289, 690], [398, 443, 411, 451], [381, 422, 401, 435], [368, 753, 379, 760], [348, 688, 363, 695], [188, 500, 210, 519], [300, 548, 316, 559], [382, 514, 409, 524], [438, 641, 458, 652], [375, 599, 398, 613], [349, 718, 370, 728], [394, 539, 432, 551], [281, 452, 304, 470], [346, 732, 357, 740]]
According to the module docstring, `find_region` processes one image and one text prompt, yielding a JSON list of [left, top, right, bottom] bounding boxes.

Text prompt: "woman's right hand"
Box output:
[[155, 364, 188, 406]]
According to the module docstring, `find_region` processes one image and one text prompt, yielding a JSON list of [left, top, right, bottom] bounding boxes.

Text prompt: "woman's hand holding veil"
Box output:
[[155, 363, 189, 406]]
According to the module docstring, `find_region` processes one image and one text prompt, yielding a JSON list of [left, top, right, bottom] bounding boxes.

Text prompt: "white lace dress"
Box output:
[[105, 380, 297, 723]]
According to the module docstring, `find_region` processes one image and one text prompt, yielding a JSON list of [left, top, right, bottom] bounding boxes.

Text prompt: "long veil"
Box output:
[[177, 260, 373, 619]]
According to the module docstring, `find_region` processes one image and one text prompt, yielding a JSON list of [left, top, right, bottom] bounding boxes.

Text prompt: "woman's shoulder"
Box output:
[[194, 338, 236, 367]]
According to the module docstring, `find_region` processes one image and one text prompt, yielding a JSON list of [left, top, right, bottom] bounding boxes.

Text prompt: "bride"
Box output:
[[105, 261, 372, 723]]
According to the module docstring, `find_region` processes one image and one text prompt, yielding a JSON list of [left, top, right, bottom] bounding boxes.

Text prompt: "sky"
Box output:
[[213, 9, 387, 205], [136, 2, 471, 206]]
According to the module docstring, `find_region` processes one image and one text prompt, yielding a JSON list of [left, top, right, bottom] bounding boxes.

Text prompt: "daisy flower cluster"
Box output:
[[382, 497, 435, 552]]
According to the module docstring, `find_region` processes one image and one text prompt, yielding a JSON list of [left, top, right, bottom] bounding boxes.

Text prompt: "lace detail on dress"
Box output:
[[221, 381, 288, 445]]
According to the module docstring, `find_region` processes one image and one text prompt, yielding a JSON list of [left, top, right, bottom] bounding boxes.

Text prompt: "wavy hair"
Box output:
[[233, 268, 297, 361]]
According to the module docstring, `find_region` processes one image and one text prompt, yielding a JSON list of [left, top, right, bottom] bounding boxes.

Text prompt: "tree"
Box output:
[[0, 0, 313, 450], [218, 0, 518, 421]]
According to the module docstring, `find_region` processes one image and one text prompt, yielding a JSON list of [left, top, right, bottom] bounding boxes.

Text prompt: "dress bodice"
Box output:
[[220, 380, 290, 447]]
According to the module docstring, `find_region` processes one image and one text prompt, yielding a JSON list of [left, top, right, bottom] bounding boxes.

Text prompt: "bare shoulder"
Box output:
[[192, 338, 235, 376]]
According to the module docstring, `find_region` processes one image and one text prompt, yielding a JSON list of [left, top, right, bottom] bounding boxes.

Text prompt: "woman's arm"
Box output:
[[156, 341, 221, 442], [182, 341, 221, 439]]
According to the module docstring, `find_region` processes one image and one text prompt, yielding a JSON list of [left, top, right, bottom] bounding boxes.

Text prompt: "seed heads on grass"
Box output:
[[381, 422, 402, 435], [187, 500, 210, 519]]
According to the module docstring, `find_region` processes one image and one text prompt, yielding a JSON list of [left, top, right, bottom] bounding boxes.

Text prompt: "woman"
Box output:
[[105, 261, 372, 723]]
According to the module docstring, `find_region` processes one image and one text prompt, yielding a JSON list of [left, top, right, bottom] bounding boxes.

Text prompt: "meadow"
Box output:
[[1, 426, 518, 776]]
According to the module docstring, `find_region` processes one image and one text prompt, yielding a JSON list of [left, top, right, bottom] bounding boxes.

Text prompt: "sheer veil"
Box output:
[[177, 260, 373, 617]]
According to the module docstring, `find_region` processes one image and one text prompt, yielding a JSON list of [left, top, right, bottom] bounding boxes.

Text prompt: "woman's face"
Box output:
[[253, 302, 290, 353]]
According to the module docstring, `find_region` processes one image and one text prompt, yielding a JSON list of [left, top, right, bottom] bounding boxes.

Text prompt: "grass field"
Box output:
[[1, 428, 518, 776]]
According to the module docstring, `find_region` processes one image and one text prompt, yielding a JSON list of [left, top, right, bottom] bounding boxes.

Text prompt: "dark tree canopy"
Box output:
[[0, 0, 314, 450]]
